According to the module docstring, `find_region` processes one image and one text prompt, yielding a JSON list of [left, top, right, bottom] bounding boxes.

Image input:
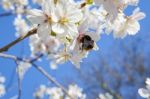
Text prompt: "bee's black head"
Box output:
[[80, 35, 94, 51]]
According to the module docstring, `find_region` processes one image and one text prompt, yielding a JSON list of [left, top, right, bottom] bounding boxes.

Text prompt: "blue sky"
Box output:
[[0, 0, 150, 99]]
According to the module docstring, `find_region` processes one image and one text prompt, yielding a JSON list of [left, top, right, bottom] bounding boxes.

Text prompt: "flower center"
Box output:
[[64, 54, 70, 61], [54, 0, 58, 4], [47, 16, 52, 24], [45, 15, 52, 24], [59, 17, 69, 25]]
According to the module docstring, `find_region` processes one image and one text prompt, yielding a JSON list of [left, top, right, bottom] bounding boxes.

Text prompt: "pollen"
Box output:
[[59, 17, 69, 25], [86, 0, 93, 4], [54, 0, 58, 4], [47, 16, 52, 24], [45, 14, 52, 24], [64, 54, 70, 61], [3, 2, 10, 8]]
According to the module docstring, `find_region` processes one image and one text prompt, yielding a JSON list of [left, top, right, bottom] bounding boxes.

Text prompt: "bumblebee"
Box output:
[[80, 35, 94, 51]]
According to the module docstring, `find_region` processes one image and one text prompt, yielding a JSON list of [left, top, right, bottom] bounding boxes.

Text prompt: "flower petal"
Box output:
[[27, 9, 45, 24], [52, 23, 65, 34]]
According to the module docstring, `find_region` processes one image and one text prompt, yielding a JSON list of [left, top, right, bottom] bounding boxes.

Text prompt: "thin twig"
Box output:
[[0, 53, 42, 62], [0, 28, 37, 53], [31, 63, 73, 98], [0, 53, 17, 60], [30, 54, 43, 63], [15, 61, 22, 99], [0, 53, 73, 99], [0, 53, 22, 99]]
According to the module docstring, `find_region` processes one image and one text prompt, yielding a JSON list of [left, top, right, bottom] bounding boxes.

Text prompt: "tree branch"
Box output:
[[0, 28, 37, 53]]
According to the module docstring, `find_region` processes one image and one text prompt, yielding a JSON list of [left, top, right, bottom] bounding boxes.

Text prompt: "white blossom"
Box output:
[[27, 0, 55, 40], [122, 0, 139, 6], [138, 78, 150, 99], [14, 15, 29, 37], [94, 0, 118, 20], [112, 8, 145, 38], [0, 75, 5, 98], [0, 84, 5, 97], [49, 48, 72, 69], [34, 84, 85, 99], [52, 0, 83, 38], [34, 85, 47, 99], [1, 0, 28, 13], [29, 34, 46, 56], [99, 93, 113, 99], [17, 62, 31, 79], [1, 0, 14, 10], [0, 76, 5, 84], [29, 34, 60, 57], [46, 87, 64, 99], [66, 84, 86, 99]]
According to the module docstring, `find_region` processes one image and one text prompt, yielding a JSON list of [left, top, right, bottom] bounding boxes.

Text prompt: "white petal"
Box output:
[[132, 8, 146, 20], [27, 9, 45, 24], [146, 78, 150, 85], [70, 55, 81, 69], [52, 23, 65, 34], [42, 0, 53, 16], [56, 57, 65, 64], [67, 9, 83, 23], [138, 88, 150, 98], [127, 20, 140, 35], [50, 62, 57, 69], [27, 9, 43, 16], [94, 0, 118, 20], [53, 3, 64, 22], [67, 23, 78, 33], [70, 39, 77, 51], [37, 23, 50, 40], [93, 43, 99, 50]]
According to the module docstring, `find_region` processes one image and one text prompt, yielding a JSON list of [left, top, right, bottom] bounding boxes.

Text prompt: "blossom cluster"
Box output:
[[1, 0, 145, 69], [28, 0, 145, 69], [1, 0, 28, 14], [98, 93, 113, 99], [34, 83, 115, 99], [0, 75, 6, 97], [138, 78, 150, 99], [34, 84, 86, 99]]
